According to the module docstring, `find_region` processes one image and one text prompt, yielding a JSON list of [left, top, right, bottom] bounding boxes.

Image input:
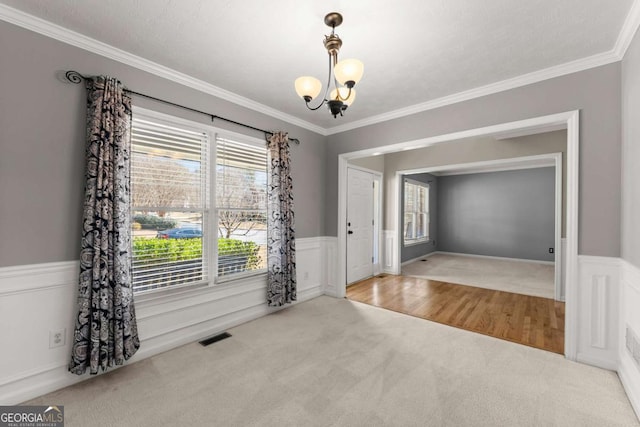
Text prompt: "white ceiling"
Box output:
[[0, 0, 637, 134]]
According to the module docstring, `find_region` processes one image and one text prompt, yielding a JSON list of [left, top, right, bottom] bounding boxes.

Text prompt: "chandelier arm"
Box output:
[[334, 78, 353, 101], [302, 53, 334, 111], [304, 99, 327, 111]]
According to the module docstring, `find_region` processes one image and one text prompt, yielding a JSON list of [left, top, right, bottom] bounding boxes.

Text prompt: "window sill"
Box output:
[[133, 280, 210, 306], [215, 269, 267, 285]]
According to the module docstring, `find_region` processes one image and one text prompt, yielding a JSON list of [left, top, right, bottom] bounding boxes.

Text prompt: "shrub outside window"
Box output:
[[130, 112, 267, 293]]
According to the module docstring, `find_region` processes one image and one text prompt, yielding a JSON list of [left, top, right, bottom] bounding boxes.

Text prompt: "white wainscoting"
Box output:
[[576, 255, 620, 371], [5, 243, 639, 417], [559, 238, 567, 301], [0, 236, 330, 405], [619, 259, 640, 419], [322, 237, 338, 297], [382, 230, 398, 274]]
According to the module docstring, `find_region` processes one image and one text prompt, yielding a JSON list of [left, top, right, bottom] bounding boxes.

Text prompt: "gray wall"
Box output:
[[348, 155, 384, 173], [437, 168, 555, 261], [0, 22, 326, 267], [0, 19, 627, 265], [401, 173, 437, 262], [382, 131, 566, 235], [327, 63, 621, 257], [622, 26, 640, 268]]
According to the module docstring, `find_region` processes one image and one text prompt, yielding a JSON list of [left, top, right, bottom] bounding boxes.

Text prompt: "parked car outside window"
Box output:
[[157, 227, 203, 239]]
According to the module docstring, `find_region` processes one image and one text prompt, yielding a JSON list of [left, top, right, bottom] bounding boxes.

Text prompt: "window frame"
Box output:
[[403, 178, 430, 246], [131, 107, 268, 295], [213, 133, 269, 283]]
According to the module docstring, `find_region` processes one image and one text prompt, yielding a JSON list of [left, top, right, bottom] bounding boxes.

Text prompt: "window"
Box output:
[[403, 179, 429, 245], [130, 112, 267, 293], [216, 137, 268, 277]]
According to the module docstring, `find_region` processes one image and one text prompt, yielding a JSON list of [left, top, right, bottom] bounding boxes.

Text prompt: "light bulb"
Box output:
[[334, 59, 364, 87], [294, 76, 322, 101]]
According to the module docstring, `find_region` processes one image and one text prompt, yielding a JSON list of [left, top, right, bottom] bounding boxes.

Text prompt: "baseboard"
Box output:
[[324, 287, 339, 298], [576, 352, 618, 371], [400, 251, 438, 266], [435, 251, 555, 265]]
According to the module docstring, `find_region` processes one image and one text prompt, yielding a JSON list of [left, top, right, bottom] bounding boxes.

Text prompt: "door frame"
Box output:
[[394, 152, 563, 301], [337, 110, 579, 360], [346, 164, 383, 281]]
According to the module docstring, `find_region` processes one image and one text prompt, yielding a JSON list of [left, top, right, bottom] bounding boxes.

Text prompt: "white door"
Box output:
[[347, 168, 375, 284]]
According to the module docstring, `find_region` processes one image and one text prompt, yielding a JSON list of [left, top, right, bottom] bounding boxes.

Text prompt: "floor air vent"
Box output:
[[199, 332, 232, 347]]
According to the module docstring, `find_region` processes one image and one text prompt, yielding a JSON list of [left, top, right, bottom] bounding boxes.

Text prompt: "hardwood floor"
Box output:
[[346, 274, 565, 354]]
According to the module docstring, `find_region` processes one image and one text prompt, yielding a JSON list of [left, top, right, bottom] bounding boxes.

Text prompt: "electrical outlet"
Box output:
[[304, 271, 309, 280], [549, 248, 554, 254], [49, 328, 66, 349]]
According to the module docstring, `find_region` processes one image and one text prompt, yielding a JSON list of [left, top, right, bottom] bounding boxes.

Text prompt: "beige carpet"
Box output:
[[402, 253, 556, 299], [25, 297, 637, 426]]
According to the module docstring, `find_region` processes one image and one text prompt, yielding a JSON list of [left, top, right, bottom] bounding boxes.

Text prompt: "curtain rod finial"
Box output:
[[65, 70, 86, 84]]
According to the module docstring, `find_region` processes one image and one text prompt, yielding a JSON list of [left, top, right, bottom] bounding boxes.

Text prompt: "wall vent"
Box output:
[[626, 326, 640, 368]]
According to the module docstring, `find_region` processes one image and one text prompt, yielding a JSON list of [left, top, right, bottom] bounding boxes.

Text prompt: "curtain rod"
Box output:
[[64, 71, 300, 145]]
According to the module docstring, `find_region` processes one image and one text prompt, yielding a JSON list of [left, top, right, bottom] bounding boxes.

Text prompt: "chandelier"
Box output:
[[294, 12, 364, 118]]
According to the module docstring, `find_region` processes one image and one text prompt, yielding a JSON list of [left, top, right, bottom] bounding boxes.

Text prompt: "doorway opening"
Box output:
[[337, 111, 579, 359], [396, 152, 564, 301]]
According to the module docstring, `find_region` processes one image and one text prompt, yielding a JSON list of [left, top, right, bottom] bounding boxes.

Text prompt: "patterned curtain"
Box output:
[[266, 132, 297, 306], [69, 76, 140, 375]]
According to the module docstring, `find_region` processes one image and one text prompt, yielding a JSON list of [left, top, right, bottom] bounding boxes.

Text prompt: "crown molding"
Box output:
[[0, 4, 327, 136], [326, 0, 638, 135], [614, 0, 640, 58], [2, 2, 638, 138], [325, 49, 620, 135]]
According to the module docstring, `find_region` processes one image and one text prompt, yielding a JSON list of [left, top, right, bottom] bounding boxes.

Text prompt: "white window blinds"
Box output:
[[130, 118, 209, 292], [216, 137, 268, 277], [404, 179, 430, 244]]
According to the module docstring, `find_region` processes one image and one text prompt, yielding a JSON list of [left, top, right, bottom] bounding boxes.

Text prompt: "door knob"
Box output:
[[347, 230, 353, 234]]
